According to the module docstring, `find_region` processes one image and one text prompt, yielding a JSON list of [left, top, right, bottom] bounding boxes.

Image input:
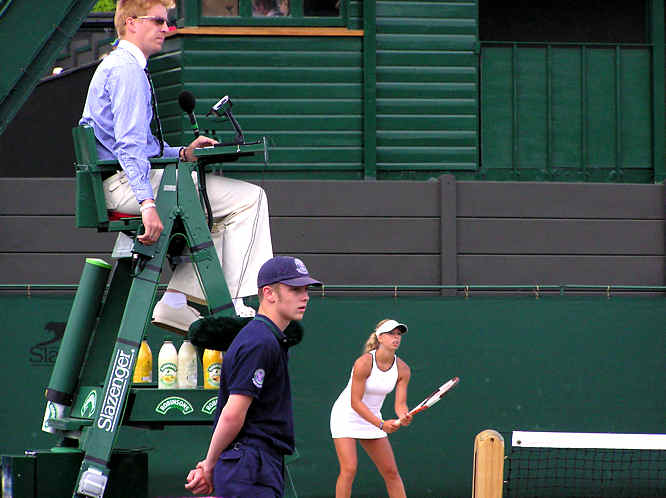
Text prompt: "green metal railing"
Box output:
[[3, 283, 664, 296]]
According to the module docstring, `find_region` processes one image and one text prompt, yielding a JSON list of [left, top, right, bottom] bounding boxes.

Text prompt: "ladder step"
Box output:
[[46, 417, 93, 431]]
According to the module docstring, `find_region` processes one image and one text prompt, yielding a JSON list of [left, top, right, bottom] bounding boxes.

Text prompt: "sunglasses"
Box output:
[[132, 15, 169, 27]]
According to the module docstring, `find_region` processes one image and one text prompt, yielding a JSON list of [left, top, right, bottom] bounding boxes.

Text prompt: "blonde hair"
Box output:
[[114, 0, 174, 37], [362, 318, 392, 353]]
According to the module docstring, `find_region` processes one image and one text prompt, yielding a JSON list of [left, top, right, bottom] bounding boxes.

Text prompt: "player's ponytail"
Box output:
[[363, 318, 391, 353], [363, 332, 378, 353]]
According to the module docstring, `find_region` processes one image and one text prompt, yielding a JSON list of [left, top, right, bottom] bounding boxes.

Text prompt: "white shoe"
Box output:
[[152, 301, 201, 335], [236, 304, 256, 318]]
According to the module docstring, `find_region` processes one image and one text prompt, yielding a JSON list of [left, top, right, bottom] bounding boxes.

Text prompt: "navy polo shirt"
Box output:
[[213, 314, 294, 455]]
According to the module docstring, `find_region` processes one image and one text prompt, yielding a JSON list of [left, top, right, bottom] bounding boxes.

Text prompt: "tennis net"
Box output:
[[504, 431, 666, 498]]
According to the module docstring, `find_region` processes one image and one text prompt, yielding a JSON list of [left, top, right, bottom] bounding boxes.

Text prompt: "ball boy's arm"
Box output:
[[185, 394, 252, 494]]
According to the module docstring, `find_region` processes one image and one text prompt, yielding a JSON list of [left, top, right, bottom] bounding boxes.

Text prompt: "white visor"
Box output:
[[375, 319, 408, 338]]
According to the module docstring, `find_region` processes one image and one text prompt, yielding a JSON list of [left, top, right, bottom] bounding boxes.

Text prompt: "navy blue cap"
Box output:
[[257, 256, 322, 288]]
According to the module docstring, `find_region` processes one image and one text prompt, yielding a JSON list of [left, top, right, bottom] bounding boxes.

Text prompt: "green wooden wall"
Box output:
[[147, 0, 665, 182], [375, 0, 478, 179], [155, 34, 365, 179], [1, 293, 664, 496], [481, 44, 653, 182]]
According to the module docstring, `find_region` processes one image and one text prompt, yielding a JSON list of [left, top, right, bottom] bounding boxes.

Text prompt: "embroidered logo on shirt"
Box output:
[[294, 258, 308, 275], [252, 368, 265, 388]]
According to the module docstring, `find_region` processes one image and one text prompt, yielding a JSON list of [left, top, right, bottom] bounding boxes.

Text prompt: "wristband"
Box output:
[[179, 147, 186, 162], [379, 420, 384, 431], [139, 202, 156, 213]]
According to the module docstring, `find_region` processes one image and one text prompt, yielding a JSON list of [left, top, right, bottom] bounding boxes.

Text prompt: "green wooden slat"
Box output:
[[481, 46, 513, 170], [376, 18, 476, 35], [262, 132, 362, 146], [377, 115, 476, 130], [377, 146, 477, 163], [377, 98, 477, 115], [183, 51, 362, 67], [162, 115, 361, 130], [516, 47, 548, 171], [377, 51, 477, 67], [376, 2, 476, 18], [376, 82, 476, 99], [377, 162, 477, 171], [376, 34, 476, 51], [179, 84, 363, 99], [152, 69, 184, 87], [550, 48, 582, 169], [377, 130, 477, 146], [377, 66, 476, 83], [161, 99, 363, 115], [173, 131, 362, 147], [182, 67, 362, 83], [264, 148, 363, 162], [620, 49, 651, 168], [587, 48, 617, 168]]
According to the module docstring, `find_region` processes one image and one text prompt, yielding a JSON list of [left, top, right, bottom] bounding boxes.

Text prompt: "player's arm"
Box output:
[[394, 358, 412, 426], [350, 354, 400, 433], [185, 394, 252, 495]]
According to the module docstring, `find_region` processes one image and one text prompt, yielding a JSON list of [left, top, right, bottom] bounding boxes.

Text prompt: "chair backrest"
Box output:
[[73, 125, 140, 232]]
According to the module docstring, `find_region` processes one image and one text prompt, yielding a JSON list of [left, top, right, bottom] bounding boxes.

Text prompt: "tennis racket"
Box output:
[[396, 376, 460, 426]]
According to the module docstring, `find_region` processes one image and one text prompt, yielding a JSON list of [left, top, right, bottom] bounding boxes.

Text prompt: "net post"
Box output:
[[472, 429, 505, 498]]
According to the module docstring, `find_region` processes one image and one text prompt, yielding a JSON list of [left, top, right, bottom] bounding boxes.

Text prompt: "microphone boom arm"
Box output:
[[206, 96, 244, 145]]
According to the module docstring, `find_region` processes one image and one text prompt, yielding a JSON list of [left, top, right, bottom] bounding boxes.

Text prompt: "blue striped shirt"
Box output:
[[80, 40, 179, 203]]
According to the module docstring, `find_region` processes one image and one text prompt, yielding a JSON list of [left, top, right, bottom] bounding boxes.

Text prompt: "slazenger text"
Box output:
[[97, 349, 134, 432]]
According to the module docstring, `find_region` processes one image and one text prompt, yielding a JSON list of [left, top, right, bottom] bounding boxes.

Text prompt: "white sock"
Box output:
[[161, 291, 186, 308], [232, 297, 247, 314]]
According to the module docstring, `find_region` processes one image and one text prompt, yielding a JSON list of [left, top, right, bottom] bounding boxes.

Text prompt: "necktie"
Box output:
[[144, 67, 164, 157]]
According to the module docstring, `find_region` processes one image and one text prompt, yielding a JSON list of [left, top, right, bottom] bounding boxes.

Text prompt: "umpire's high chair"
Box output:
[[40, 126, 298, 497]]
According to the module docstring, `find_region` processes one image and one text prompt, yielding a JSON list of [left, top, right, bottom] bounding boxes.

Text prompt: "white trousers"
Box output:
[[103, 170, 273, 302]]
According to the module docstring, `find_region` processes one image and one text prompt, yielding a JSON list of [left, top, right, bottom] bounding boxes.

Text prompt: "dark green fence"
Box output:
[[481, 43, 653, 182], [1, 292, 663, 497]]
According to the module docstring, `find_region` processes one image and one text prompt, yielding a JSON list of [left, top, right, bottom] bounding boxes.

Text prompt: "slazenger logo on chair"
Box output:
[[97, 348, 134, 432]]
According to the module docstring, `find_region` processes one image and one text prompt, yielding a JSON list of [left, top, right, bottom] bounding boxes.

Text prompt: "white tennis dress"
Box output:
[[330, 350, 399, 439]]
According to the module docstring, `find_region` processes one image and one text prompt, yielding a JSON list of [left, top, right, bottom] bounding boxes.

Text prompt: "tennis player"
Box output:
[[330, 319, 412, 498]]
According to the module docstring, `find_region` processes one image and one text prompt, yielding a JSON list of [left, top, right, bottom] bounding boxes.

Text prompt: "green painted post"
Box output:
[[362, 0, 377, 179], [615, 45, 623, 179], [512, 44, 519, 177], [177, 160, 234, 315], [546, 44, 552, 178], [650, 0, 665, 183]]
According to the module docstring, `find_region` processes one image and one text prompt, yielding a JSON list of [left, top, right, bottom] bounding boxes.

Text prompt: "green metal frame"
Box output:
[[0, 0, 99, 135]]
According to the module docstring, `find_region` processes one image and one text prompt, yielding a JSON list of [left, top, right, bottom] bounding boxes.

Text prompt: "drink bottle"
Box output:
[[133, 339, 153, 383], [203, 349, 222, 389], [158, 340, 178, 389], [178, 340, 198, 389]]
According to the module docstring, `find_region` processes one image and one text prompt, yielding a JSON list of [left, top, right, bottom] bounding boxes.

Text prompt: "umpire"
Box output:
[[185, 256, 321, 497]]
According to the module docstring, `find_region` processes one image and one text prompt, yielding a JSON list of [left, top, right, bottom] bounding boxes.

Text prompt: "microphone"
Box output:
[[178, 90, 200, 138]]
